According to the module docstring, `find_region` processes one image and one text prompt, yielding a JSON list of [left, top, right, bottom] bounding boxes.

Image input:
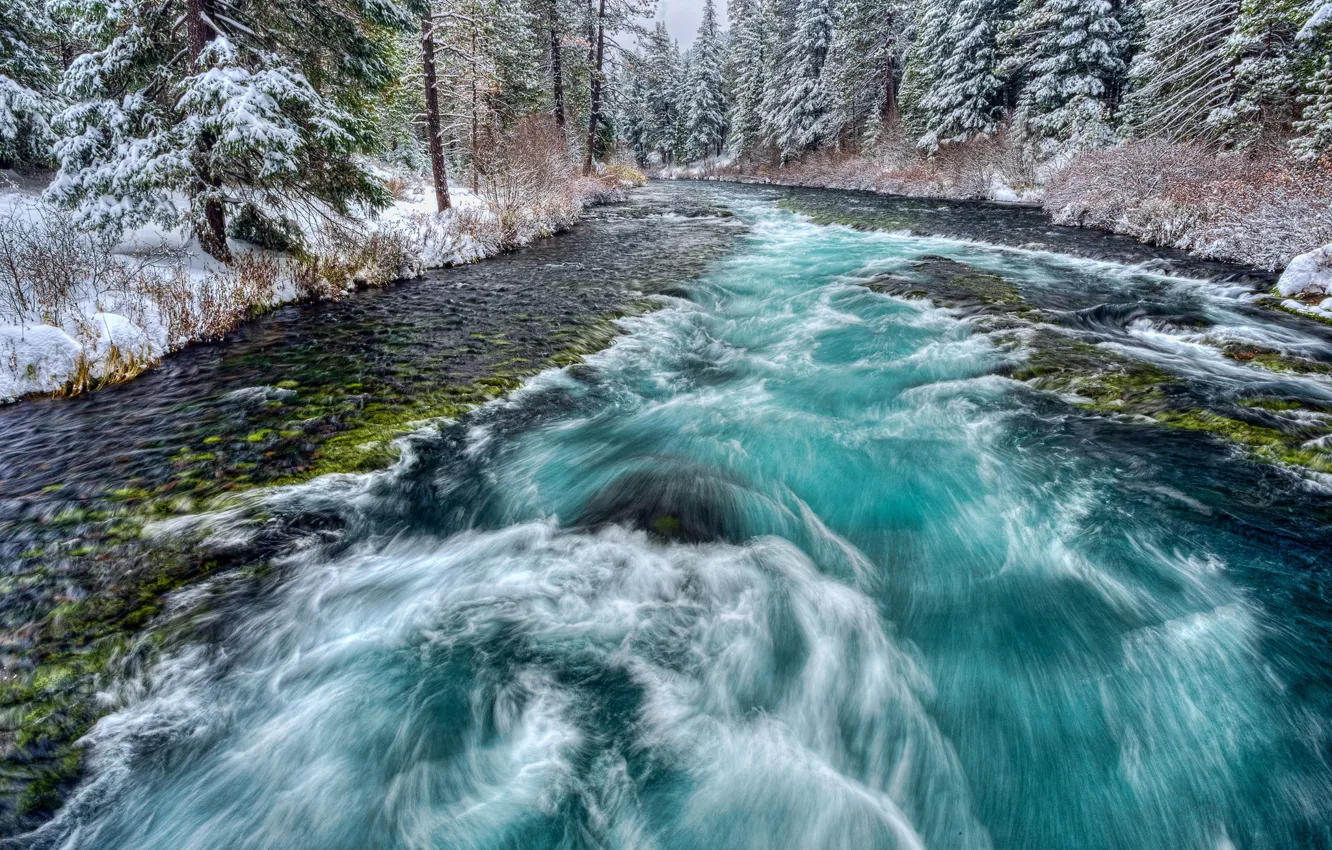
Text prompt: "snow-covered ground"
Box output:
[[0, 168, 629, 403]]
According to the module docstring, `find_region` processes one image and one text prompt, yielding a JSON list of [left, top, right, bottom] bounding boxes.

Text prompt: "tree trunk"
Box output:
[[550, 0, 565, 129], [471, 28, 480, 190], [582, 0, 606, 176], [421, 14, 451, 211], [882, 57, 899, 126], [185, 0, 230, 261]]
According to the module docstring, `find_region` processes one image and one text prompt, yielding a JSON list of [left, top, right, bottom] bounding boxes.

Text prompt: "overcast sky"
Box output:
[[653, 0, 728, 48]]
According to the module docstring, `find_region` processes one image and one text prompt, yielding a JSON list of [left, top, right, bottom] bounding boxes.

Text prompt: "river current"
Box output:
[[10, 183, 1332, 849]]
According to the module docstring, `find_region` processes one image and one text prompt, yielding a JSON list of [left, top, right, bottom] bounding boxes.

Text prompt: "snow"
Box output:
[[1, 169, 625, 403], [0, 323, 83, 400], [1277, 245, 1332, 297], [1300, 3, 1332, 40]]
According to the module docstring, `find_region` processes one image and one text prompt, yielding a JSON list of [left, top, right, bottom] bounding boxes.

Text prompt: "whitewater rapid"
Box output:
[[18, 188, 1332, 850]]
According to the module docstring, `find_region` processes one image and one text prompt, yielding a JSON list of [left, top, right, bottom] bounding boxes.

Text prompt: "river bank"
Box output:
[[656, 141, 1332, 278], [0, 167, 641, 405]]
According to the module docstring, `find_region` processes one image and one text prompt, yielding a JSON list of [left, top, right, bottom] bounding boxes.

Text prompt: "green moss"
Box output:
[[1236, 397, 1322, 412], [1010, 331, 1178, 414], [245, 430, 274, 443], [275, 380, 301, 390], [1155, 410, 1332, 474], [202, 435, 223, 445], [1271, 301, 1332, 327], [650, 515, 682, 538]]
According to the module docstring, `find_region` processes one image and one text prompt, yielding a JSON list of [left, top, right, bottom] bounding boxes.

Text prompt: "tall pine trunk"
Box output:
[[550, 0, 565, 129], [582, 0, 607, 175], [185, 0, 230, 261], [471, 28, 480, 190], [882, 53, 899, 126], [421, 14, 452, 212]]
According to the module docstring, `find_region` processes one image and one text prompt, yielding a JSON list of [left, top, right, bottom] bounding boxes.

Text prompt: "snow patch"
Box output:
[[1277, 245, 1332, 298], [0, 323, 84, 400]]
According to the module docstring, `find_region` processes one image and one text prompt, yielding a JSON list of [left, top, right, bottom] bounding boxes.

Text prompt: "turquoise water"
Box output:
[[20, 188, 1332, 849]]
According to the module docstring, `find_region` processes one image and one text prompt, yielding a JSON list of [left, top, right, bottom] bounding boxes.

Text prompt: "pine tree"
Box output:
[[820, 0, 911, 148], [614, 52, 653, 164], [1293, 2, 1332, 158], [0, 0, 57, 167], [918, 0, 1013, 150], [724, 0, 767, 157], [1011, 0, 1128, 157], [46, 0, 413, 259], [1122, 0, 1240, 141], [900, 0, 954, 143], [642, 22, 686, 163], [762, 0, 836, 160], [1211, 0, 1312, 146], [683, 0, 727, 160]]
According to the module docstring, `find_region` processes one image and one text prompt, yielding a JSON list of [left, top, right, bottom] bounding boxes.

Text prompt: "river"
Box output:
[[5, 182, 1332, 849]]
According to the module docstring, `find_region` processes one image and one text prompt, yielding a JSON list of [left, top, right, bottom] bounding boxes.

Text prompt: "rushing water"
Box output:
[[10, 183, 1332, 849]]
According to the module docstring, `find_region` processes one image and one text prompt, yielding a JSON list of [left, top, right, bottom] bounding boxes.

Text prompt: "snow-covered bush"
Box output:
[[1278, 245, 1332, 297], [1044, 141, 1332, 269], [46, 0, 410, 260], [0, 204, 178, 326]]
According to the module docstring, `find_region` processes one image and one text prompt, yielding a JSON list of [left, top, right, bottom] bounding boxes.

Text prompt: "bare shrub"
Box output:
[[0, 204, 176, 325], [384, 175, 415, 202], [476, 117, 586, 248], [1046, 142, 1332, 269], [602, 163, 648, 188], [668, 128, 1032, 201], [132, 251, 279, 346]]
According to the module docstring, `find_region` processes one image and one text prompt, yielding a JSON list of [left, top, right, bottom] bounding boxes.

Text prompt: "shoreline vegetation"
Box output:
[[652, 139, 1332, 272], [0, 162, 645, 405]]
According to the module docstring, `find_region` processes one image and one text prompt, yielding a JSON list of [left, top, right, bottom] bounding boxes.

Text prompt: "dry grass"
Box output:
[[0, 205, 180, 326], [293, 221, 419, 300]]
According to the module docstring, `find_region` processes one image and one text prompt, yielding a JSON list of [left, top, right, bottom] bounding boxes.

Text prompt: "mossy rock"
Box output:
[[1216, 341, 1332, 376]]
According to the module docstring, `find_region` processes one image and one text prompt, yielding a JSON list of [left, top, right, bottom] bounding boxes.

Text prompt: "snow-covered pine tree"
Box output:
[[1122, 0, 1240, 141], [819, 0, 912, 149], [1293, 1, 1332, 158], [762, 0, 836, 160], [47, 0, 413, 259], [724, 0, 767, 157], [0, 0, 57, 168], [581, 0, 654, 173], [683, 0, 727, 160], [642, 22, 686, 164], [1211, 0, 1314, 146], [1011, 0, 1128, 158], [917, 0, 1014, 150], [899, 0, 954, 143], [613, 51, 653, 164]]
